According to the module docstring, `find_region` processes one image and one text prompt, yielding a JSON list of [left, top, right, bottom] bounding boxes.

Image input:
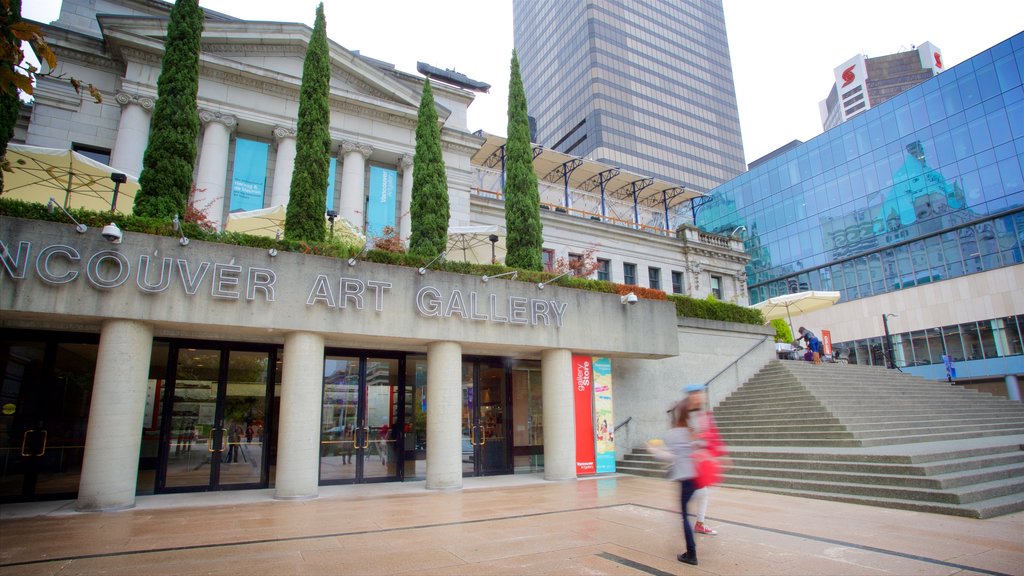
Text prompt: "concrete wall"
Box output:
[[1, 217, 678, 360], [612, 318, 775, 455]]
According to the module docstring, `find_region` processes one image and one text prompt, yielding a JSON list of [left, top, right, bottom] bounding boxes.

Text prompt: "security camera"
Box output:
[[621, 292, 638, 305], [101, 222, 123, 244]]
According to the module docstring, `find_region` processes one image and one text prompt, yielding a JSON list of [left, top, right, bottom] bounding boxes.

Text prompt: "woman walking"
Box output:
[[649, 403, 699, 565]]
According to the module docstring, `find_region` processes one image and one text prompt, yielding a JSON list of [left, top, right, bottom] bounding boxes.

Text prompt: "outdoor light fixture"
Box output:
[[488, 233, 499, 264], [268, 229, 281, 257], [347, 242, 371, 266], [882, 313, 900, 369], [101, 222, 123, 244], [47, 197, 87, 233], [326, 210, 338, 236], [730, 225, 747, 238], [481, 270, 517, 283], [172, 214, 189, 246], [537, 270, 571, 290], [110, 172, 127, 212], [620, 292, 638, 305], [417, 250, 446, 275]]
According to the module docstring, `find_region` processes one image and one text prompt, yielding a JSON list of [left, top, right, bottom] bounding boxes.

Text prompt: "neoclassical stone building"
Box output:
[[1, 0, 761, 509]]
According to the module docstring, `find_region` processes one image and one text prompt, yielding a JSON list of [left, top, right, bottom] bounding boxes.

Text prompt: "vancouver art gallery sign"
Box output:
[[1, 239, 570, 329]]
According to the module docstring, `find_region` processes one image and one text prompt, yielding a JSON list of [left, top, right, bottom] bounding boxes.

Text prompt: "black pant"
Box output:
[[679, 479, 697, 557]]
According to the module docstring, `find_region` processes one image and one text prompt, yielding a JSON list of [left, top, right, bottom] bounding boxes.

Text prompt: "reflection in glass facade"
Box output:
[[512, 0, 746, 196], [700, 33, 1024, 308]]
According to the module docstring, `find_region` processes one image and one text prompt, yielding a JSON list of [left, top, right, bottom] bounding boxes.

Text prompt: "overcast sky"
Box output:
[[23, 1, 1024, 166]]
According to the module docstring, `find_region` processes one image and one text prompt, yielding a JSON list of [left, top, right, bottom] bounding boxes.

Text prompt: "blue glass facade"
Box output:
[[701, 32, 1024, 310]]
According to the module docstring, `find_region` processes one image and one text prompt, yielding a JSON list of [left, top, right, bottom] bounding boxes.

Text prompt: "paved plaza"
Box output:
[[1, 474, 1022, 575]]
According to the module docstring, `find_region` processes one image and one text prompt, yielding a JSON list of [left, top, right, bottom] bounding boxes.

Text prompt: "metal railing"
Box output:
[[704, 335, 771, 401]]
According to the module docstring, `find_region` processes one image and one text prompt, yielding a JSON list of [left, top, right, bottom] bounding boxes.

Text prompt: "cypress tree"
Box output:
[[284, 2, 331, 242], [0, 0, 23, 194], [408, 78, 449, 258], [133, 0, 203, 218], [503, 50, 543, 271]]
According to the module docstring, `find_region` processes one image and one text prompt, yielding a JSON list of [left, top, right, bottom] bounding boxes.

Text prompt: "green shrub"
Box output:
[[770, 318, 793, 343], [667, 294, 764, 325]]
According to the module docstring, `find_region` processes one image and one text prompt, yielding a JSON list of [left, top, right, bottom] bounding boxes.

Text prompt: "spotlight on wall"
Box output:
[[268, 229, 281, 257], [326, 209, 338, 237], [101, 222, 123, 244], [417, 250, 446, 275], [537, 270, 571, 290], [620, 292, 638, 305], [482, 270, 517, 283], [47, 197, 87, 233], [347, 242, 371, 266], [172, 214, 189, 246], [110, 172, 127, 212]]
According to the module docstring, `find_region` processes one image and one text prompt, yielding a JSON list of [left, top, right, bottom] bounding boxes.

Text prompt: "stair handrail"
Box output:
[[704, 335, 771, 392], [614, 416, 632, 432]]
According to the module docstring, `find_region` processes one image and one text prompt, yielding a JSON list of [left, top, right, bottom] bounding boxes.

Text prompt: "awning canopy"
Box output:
[[750, 290, 842, 335], [470, 133, 704, 211], [2, 143, 138, 213]]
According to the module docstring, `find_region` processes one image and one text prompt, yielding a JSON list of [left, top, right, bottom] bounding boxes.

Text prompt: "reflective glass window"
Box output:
[[910, 330, 932, 365], [942, 325, 966, 361], [961, 323, 983, 360]]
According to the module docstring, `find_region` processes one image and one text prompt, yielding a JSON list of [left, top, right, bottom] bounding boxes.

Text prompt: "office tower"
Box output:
[[820, 42, 944, 130], [512, 0, 746, 197]]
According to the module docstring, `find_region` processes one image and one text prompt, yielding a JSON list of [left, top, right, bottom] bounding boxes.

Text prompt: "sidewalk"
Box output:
[[2, 474, 1022, 575]]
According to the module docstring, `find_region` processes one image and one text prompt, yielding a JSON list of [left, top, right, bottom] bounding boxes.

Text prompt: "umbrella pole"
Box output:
[[787, 306, 795, 343]]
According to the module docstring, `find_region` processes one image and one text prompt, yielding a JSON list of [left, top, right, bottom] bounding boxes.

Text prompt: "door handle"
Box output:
[[361, 427, 371, 449], [20, 430, 34, 457], [478, 425, 486, 446], [35, 430, 47, 456], [220, 428, 228, 452]]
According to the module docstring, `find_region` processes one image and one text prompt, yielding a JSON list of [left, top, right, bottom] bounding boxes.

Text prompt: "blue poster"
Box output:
[[326, 157, 337, 211], [229, 138, 269, 213], [366, 166, 397, 238], [593, 357, 615, 473]]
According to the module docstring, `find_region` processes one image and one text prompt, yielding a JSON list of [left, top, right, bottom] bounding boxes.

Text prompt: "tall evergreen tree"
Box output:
[[133, 0, 203, 218], [0, 0, 24, 194], [408, 78, 449, 258], [503, 50, 543, 271], [284, 2, 331, 242]]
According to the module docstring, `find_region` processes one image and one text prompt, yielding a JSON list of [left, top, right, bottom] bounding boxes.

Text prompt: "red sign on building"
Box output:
[[572, 355, 596, 475]]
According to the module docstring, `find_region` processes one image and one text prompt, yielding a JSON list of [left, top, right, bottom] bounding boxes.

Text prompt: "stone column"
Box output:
[[426, 341, 462, 490], [195, 110, 237, 231], [1007, 374, 1021, 402], [338, 140, 373, 231], [542, 348, 576, 481], [398, 154, 414, 243], [76, 320, 154, 511], [110, 92, 153, 178], [269, 126, 297, 208], [274, 331, 325, 500]]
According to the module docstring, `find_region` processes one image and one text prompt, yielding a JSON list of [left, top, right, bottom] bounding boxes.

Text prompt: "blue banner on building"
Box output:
[[366, 166, 397, 238], [326, 157, 337, 211], [229, 138, 269, 213]]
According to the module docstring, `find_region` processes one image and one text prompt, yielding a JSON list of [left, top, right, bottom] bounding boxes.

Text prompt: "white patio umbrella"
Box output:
[[750, 290, 841, 336], [2, 143, 139, 213], [446, 225, 506, 265]]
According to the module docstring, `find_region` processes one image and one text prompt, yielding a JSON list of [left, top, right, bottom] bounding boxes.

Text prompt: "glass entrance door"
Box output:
[[159, 346, 273, 491], [462, 359, 510, 476], [320, 355, 401, 484], [0, 336, 98, 502]]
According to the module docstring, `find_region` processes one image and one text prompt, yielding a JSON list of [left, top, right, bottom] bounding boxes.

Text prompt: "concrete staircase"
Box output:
[[617, 360, 1024, 518]]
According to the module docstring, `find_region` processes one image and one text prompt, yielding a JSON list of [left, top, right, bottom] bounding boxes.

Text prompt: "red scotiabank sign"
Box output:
[[572, 355, 595, 475], [821, 329, 833, 356]]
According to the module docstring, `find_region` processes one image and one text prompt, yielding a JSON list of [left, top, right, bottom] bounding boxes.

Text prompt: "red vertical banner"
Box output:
[[572, 355, 595, 475], [821, 329, 833, 356]]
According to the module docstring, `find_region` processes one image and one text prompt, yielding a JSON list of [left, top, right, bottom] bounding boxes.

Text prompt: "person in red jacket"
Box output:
[[684, 383, 726, 535]]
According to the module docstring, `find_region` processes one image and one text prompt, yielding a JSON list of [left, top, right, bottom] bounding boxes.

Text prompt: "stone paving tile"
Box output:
[[1, 476, 1022, 576]]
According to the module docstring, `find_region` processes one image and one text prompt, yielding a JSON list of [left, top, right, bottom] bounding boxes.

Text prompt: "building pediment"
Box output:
[[97, 15, 426, 115]]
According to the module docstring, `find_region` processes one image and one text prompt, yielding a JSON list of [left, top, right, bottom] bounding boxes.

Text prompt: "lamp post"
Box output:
[[488, 234, 499, 264], [882, 313, 898, 369], [326, 210, 338, 237], [110, 173, 127, 212]]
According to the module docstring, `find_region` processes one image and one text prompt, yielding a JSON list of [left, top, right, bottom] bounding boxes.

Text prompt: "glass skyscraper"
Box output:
[[700, 32, 1024, 380], [512, 0, 746, 199]]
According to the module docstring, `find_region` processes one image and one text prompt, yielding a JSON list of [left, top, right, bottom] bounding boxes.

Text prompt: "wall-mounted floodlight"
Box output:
[[101, 222, 123, 244], [47, 197, 87, 233], [269, 229, 281, 257], [172, 214, 189, 246], [537, 270, 571, 290], [482, 270, 517, 283], [347, 242, 371, 266], [417, 250, 446, 275]]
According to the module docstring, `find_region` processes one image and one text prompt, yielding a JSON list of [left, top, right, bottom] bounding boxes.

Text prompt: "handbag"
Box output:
[[693, 449, 723, 489]]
